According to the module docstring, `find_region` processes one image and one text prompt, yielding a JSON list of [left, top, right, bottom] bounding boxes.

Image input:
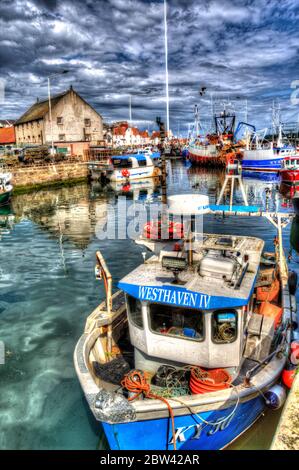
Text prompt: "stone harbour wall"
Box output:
[[11, 162, 88, 191]]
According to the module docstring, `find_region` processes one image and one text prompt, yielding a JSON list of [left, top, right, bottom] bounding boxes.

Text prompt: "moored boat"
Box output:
[[241, 126, 298, 172], [188, 110, 238, 168], [107, 152, 161, 182], [0, 172, 13, 206], [241, 144, 297, 172], [74, 194, 295, 450]]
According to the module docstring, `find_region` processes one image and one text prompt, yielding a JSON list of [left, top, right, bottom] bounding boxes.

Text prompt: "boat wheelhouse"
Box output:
[[107, 152, 161, 182], [74, 195, 294, 450]]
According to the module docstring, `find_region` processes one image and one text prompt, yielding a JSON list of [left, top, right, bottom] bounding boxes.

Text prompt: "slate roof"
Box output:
[[15, 87, 103, 126], [15, 92, 68, 125]]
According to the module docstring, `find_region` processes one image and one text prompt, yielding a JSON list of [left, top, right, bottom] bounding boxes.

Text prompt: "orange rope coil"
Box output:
[[121, 370, 177, 450]]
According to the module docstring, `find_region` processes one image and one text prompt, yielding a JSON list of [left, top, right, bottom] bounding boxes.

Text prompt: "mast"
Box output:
[[194, 104, 200, 138], [164, 0, 170, 135], [129, 94, 132, 127]]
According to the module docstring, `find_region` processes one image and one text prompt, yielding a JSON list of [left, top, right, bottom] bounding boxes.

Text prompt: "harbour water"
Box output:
[[0, 161, 298, 450]]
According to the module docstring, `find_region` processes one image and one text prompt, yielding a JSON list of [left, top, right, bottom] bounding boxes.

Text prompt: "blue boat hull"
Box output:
[[242, 158, 282, 172], [102, 395, 265, 450]]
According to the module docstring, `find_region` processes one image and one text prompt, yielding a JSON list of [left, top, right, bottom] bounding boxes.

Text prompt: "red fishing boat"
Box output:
[[280, 156, 299, 184]]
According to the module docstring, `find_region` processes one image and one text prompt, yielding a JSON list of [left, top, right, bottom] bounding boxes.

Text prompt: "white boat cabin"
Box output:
[[119, 232, 264, 372]]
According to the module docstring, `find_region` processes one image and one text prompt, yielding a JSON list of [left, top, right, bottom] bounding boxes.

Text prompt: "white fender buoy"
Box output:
[[264, 384, 286, 410]]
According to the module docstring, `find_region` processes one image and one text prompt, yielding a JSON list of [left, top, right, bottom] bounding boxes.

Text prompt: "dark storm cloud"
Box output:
[[0, 0, 299, 133]]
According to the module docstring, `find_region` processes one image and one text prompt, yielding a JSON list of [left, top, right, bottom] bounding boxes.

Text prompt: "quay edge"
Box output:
[[11, 161, 88, 193], [271, 370, 299, 450]]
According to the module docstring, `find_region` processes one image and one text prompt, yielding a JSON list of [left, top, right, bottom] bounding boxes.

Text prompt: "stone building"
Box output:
[[14, 86, 103, 147]]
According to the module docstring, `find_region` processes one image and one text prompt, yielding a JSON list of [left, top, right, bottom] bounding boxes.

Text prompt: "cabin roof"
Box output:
[[111, 152, 159, 162], [119, 233, 264, 310]]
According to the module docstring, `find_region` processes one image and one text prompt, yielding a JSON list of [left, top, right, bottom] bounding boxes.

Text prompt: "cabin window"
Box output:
[[127, 295, 143, 329], [112, 158, 133, 169], [149, 304, 204, 342], [212, 310, 238, 344], [138, 159, 147, 167]]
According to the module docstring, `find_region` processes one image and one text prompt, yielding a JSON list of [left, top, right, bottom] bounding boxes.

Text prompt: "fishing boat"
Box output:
[[188, 137, 221, 166], [107, 152, 161, 182], [241, 128, 297, 172], [188, 110, 238, 168], [280, 156, 299, 184], [0, 172, 13, 206], [241, 144, 296, 172], [74, 193, 295, 450]]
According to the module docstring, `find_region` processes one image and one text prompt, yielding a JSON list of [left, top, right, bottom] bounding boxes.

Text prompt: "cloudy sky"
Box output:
[[0, 0, 299, 135]]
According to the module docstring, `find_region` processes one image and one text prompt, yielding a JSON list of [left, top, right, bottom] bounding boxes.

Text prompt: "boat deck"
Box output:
[[120, 233, 264, 306]]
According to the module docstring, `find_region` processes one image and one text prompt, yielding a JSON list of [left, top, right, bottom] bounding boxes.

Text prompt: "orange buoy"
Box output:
[[259, 301, 283, 328]]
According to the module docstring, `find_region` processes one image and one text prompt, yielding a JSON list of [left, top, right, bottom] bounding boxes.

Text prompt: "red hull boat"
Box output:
[[280, 156, 299, 184]]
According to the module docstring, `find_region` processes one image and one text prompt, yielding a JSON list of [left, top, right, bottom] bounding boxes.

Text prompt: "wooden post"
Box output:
[[95, 251, 113, 355]]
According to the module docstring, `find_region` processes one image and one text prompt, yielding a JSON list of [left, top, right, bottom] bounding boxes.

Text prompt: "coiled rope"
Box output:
[[121, 370, 177, 450]]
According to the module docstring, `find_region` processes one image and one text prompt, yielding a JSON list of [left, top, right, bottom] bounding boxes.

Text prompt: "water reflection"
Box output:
[[0, 162, 298, 450], [0, 205, 15, 240], [108, 177, 161, 203]]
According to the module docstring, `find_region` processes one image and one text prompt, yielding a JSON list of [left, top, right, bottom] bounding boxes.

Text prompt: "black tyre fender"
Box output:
[[288, 270, 298, 295]]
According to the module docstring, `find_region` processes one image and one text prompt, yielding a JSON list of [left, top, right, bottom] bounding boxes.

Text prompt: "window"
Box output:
[[59, 134, 66, 141], [138, 159, 147, 167], [212, 310, 238, 344], [84, 118, 91, 127], [149, 304, 204, 341], [57, 117, 63, 125], [112, 158, 133, 168], [127, 295, 143, 329], [85, 134, 91, 141]]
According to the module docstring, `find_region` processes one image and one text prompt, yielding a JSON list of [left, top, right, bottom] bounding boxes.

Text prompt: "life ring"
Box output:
[[121, 169, 130, 178]]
